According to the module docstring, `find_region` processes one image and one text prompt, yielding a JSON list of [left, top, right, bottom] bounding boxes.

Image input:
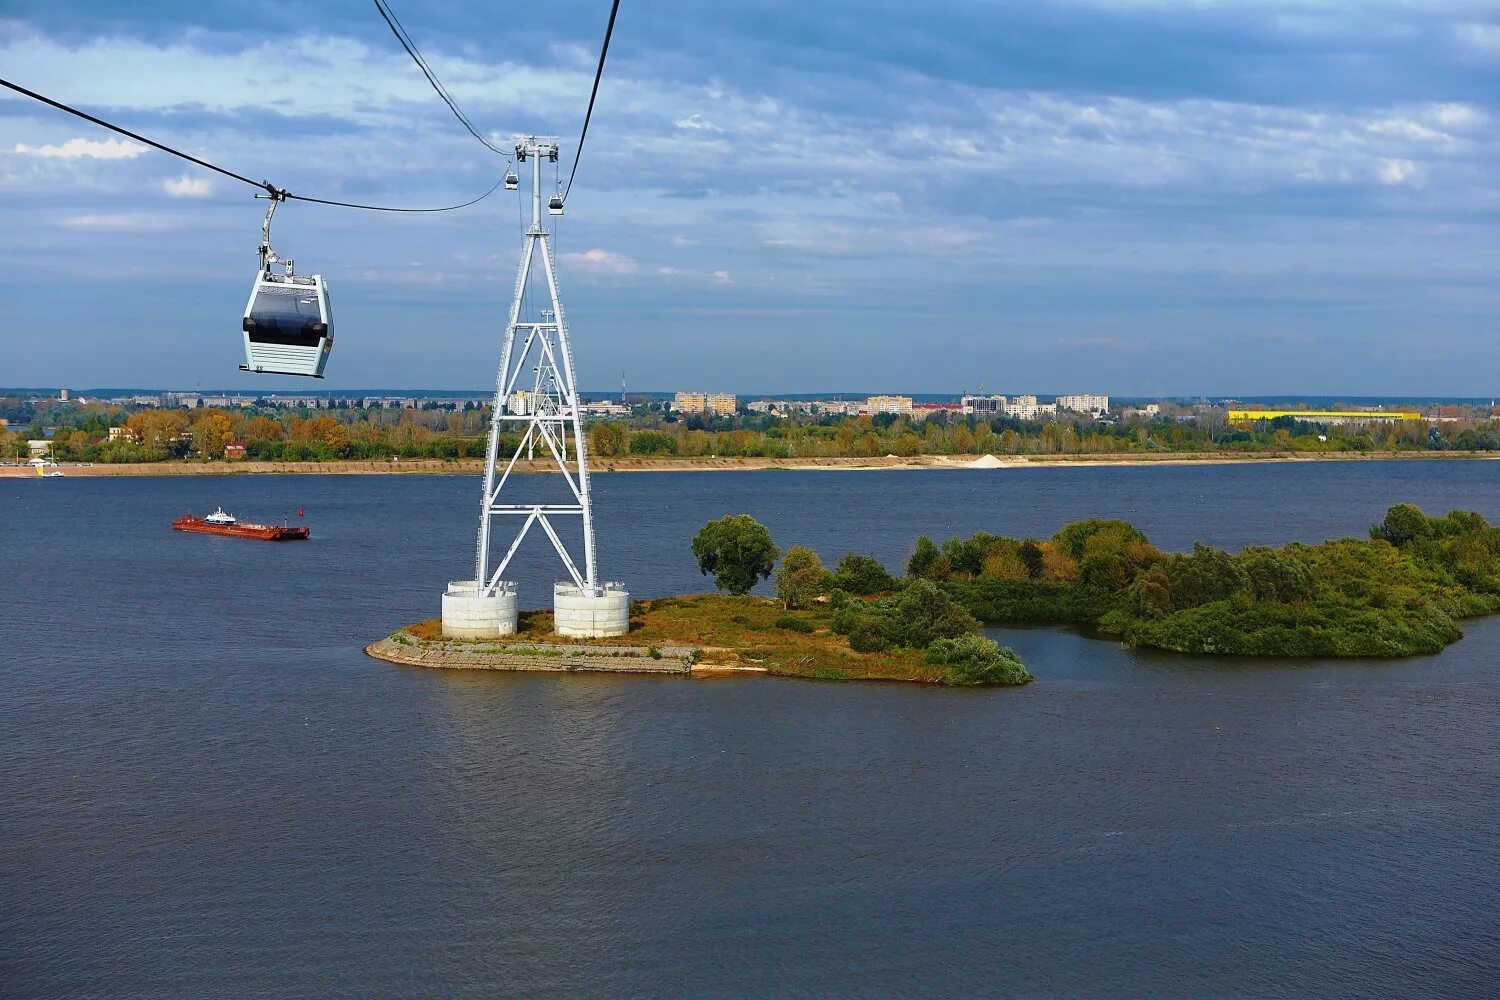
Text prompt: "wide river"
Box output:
[[3, 461, 1498, 997]]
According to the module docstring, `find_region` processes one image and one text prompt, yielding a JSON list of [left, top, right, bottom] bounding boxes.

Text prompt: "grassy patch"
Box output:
[[401, 593, 951, 683]]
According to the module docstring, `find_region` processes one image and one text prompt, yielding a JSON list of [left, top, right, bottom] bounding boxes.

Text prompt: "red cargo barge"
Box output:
[[173, 506, 309, 541]]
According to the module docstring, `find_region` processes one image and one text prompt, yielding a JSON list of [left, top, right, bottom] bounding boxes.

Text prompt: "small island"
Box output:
[[370, 503, 1500, 685], [369, 514, 1033, 686], [368, 591, 1027, 686]]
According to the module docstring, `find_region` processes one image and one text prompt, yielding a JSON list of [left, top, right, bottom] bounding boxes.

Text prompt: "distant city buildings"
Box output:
[[1056, 393, 1109, 415], [864, 395, 913, 416], [962, 394, 1059, 420], [961, 394, 1005, 417], [673, 392, 737, 416], [1002, 395, 1058, 420], [912, 402, 963, 421], [584, 400, 631, 417], [168, 393, 259, 409], [506, 390, 541, 414]]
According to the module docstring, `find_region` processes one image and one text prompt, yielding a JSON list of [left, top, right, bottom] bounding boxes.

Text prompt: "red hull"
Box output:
[[172, 516, 309, 541]]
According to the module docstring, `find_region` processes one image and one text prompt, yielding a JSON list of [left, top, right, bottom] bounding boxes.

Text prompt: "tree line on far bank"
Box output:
[[10, 399, 1500, 464]]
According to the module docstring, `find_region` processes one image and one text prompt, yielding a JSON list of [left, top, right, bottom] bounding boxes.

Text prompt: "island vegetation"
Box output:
[[402, 590, 1028, 686], [904, 503, 1500, 657]]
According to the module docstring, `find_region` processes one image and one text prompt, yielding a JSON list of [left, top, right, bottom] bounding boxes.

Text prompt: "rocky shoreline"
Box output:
[[365, 631, 699, 675]]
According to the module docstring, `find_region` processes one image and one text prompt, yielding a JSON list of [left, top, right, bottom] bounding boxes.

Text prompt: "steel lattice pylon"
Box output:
[[472, 135, 600, 597]]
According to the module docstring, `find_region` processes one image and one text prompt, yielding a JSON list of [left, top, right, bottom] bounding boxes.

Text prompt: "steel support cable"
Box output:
[[561, 0, 622, 203], [2, 77, 267, 190], [289, 179, 503, 212], [371, 0, 510, 158], [1, 76, 502, 212]]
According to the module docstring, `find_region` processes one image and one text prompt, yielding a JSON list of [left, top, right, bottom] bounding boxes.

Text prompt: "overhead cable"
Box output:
[[371, 0, 509, 157], [1, 76, 501, 212], [292, 179, 504, 212], [562, 0, 622, 202], [2, 77, 269, 191]]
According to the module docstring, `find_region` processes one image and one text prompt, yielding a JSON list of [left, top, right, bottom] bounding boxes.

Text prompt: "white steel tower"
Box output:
[[440, 135, 629, 639]]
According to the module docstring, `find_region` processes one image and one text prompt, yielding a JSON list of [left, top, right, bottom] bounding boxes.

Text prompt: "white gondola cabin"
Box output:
[[240, 190, 333, 378], [240, 273, 333, 378]]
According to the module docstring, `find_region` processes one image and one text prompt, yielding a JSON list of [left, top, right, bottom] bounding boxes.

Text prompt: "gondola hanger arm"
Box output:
[[255, 186, 295, 277]]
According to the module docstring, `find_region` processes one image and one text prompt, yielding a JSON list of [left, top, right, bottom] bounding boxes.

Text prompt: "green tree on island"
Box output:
[[692, 515, 779, 595], [775, 546, 828, 609], [829, 553, 895, 595]]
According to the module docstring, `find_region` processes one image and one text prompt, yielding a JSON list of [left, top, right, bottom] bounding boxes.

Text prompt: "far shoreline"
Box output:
[[5, 450, 1500, 478]]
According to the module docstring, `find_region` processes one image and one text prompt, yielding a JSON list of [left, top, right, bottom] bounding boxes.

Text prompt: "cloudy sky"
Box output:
[[2, 1, 1498, 394]]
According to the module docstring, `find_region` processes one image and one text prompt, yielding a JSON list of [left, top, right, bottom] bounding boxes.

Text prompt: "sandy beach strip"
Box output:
[[5, 451, 1499, 478]]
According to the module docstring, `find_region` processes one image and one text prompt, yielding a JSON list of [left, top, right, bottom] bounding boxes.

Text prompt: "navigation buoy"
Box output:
[[298, 507, 305, 518]]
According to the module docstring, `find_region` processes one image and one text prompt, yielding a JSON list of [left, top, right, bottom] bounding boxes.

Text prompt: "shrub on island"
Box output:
[[774, 613, 816, 633], [828, 553, 896, 595], [830, 580, 979, 653], [924, 633, 1033, 686]]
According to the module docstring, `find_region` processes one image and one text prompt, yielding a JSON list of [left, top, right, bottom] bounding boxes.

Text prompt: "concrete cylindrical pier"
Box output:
[[553, 581, 631, 638], [441, 580, 518, 639]]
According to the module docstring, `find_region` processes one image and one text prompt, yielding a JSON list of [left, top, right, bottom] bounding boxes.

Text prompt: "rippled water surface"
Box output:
[[2, 462, 1498, 997]]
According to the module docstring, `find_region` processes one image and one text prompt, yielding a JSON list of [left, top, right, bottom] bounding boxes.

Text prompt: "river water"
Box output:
[[2, 462, 1497, 997]]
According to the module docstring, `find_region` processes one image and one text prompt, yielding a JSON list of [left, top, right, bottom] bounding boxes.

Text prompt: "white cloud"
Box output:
[[1431, 103, 1483, 130], [656, 266, 682, 276], [61, 212, 176, 230], [1455, 23, 1500, 55], [674, 114, 722, 132], [163, 175, 212, 198], [0, 30, 589, 123], [14, 138, 146, 160], [559, 248, 638, 275], [713, 269, 733, 285], [1377, 158, 1420, 186]]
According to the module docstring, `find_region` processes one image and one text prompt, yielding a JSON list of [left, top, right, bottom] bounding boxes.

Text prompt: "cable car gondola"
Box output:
[[504, 169, 519, 191], [240, 192, 333, 379], [548, 192, 564, 216]]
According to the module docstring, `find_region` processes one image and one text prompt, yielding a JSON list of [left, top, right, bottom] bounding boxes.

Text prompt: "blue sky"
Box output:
[[2, 1, 1498, 394]]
